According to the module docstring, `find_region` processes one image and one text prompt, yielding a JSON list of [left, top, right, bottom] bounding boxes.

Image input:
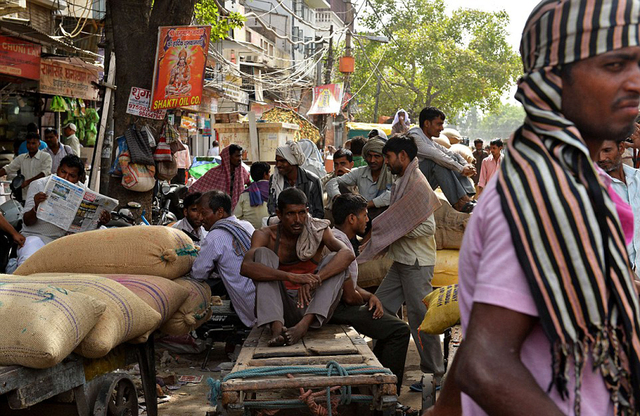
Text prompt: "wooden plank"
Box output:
[[341, 325, 384, 367], [222, 373, 397, 392], [0, 358, 84, 396], [247, 354, 366, 367], [253, 326, 309, 358], [304, 325, 358, 356], [231, 326, 266, 373]]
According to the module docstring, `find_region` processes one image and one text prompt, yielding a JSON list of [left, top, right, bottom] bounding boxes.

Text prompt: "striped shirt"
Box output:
[[191, 215, 256, 327]]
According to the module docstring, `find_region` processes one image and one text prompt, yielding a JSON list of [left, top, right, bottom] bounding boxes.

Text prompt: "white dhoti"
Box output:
[[16, 236, 47, 267]]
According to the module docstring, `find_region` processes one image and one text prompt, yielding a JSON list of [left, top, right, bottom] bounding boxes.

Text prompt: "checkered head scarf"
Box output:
[[497, 1, 640, 414]]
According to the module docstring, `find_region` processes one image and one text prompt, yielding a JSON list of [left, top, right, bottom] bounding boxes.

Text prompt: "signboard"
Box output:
[[126, 87, 167, 120], [150, 25, 211, 111], [0, 36, 41, 80], [307, 83, 344, 115], [180, 115, 197, 132], [182, 93, 218, 113], [39, 59, 100, 100]]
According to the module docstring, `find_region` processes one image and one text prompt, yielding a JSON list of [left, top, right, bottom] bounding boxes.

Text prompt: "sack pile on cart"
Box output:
[[1, 226, 214, 370]]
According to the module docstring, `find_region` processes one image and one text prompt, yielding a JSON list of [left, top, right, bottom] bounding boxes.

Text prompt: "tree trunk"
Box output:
[[105, 0, 197, 221]]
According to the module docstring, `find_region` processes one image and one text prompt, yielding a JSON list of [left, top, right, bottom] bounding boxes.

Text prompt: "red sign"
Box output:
[[150, 25, 211, 111], [0, 36, 41, 80]]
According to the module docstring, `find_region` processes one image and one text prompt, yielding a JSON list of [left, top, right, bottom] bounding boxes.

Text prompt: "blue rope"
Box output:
[[207, 361, 392, 413]]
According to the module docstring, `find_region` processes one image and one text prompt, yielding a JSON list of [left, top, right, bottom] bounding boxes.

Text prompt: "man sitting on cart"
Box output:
[[241, 188, 355, 346]]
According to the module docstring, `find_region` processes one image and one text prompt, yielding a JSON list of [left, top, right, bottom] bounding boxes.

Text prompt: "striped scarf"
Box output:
[[498, 1, 640, 414], [211, 218, 252, 257]]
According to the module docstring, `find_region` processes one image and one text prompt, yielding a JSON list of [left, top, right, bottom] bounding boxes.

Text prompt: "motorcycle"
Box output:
[[0, 175, 25, 272], [153, 182, 187, 226]]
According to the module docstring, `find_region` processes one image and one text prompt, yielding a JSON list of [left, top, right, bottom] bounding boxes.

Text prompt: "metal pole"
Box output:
[[373, 74, 381, 123], [342, 0, 354, 144]]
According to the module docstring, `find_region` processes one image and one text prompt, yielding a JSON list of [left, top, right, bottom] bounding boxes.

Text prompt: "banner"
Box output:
[[150, 25, 211, 111], [127, 87, 167, 120], [307, 83, 344, 115], [39, 58, 100, 100], [0, 36, 41, 80]]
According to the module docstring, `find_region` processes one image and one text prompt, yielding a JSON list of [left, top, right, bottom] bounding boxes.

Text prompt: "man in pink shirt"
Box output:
[[475, 138, 502, 198], [425, 1, 640, 415]]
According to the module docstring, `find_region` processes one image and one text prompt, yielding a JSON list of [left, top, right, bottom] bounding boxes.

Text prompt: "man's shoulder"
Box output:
[[299, 166, 320, 181]]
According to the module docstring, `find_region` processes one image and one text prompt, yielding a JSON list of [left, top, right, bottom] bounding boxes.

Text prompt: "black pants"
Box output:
[[329, 302, 410, 391]]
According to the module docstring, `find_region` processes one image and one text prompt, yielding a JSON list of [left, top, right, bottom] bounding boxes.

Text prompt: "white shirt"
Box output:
[[45, 144, 75, 174], [21, 176, 69, 242], [172, 217, 207, 242], [63, 134, 81, 157], [609, 164, 640, 272], [3, 150, 52, 195]]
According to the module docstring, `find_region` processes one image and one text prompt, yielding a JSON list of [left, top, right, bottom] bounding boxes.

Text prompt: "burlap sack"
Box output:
[[419, 284, 460, 334], [0, 282, 106, 368], [0, 274, 162, 358], [357, 255, 394, 289], [433, 191, 469, 250], [432, 249, 459, 288], [15, 226, 198, 279], [102, 274, 190, 325], [449, 144, 475, 165], [160, 277, 213, 336]]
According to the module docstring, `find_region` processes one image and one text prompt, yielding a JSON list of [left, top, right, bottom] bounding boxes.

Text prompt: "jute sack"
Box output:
[[0, 274, 162, 358], [449, 144, 476, 165], [160, 277, 213, 336], [0, 282, 106, 368], [432, 249, 459, 288], [433, 190, 469, 250], [15, 226, 198, 279], [357, 254, 394, 289], [102, 274, 190, 325], [419, 284, 460, 335]]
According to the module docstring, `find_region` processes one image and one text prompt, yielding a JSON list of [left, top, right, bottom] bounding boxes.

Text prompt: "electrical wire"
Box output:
[[58, 0, 93, 39]]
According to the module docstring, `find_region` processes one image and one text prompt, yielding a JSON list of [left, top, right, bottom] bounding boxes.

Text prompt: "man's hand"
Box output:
[[368, 295, 384, 319], [12, 233, 25, 247], [98, 210, 111, 226], [33, 192, 47, 208], [461, 165, 476, 177], [297, 284, 313, 308], [336, 166, 351, 176], [288, 273, 321, 289]]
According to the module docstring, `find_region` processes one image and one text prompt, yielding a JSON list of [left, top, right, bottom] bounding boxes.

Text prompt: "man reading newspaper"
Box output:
[[17, 155, 114, 267]]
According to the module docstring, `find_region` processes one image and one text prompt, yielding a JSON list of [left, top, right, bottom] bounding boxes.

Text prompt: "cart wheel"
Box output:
[[92, 373, 139, 416], [421, 374, 436, 412]]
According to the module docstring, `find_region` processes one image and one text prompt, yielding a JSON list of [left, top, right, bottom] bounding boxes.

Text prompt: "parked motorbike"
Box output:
[[153, 182, 187, 226], [0, 175, 25, 272], [106, 201, 143, 227]]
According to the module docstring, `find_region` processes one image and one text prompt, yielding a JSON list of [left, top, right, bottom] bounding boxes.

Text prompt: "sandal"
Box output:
[[459, 200, 476, 213]]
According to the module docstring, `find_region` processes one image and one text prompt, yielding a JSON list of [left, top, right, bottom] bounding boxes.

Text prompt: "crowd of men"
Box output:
[[5, 1, 640, 414]]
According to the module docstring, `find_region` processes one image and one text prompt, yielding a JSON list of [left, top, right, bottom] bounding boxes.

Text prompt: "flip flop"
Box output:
[[459, 200, 476, 213]]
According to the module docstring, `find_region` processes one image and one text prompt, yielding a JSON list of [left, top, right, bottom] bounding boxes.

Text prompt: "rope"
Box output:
[[207, 361, 392, 413]]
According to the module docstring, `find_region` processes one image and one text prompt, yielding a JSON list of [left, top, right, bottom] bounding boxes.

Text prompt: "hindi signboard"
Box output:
[[127, 87, 167, 120], [307, 83, 344, 115], [0, 36, 41, 80], [150, 25, 211, 111], [39, 58, 100, 100]]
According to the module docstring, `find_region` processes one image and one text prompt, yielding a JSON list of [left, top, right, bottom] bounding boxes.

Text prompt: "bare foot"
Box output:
[[268, 322, 287, 347], [284, 315, 314, 345]]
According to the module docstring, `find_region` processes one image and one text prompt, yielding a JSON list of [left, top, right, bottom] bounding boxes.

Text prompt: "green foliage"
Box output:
[[195, 0, 245, 41], [455, 103, 525, 140], [346, 0, 521, 123]]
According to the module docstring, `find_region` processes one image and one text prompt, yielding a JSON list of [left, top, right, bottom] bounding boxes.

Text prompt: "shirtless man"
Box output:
[[241, 187, 355, 346]]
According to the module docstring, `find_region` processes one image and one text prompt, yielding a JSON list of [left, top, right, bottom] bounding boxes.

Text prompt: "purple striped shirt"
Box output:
[[191, 215, 256, 327]]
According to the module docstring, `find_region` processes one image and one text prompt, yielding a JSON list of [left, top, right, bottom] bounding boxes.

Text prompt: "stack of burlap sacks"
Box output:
[[0, 226, 213, 369], [357, 189, 468, 289]]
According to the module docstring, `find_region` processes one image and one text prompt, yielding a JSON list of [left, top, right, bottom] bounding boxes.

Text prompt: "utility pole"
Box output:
[[373, 74, 381, 123], [324, 25, 334, 84], [342, 0, 354, 145]]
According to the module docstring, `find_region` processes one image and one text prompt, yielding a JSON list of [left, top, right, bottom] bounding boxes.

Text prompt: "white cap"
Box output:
[[63, 123, 77, 132]]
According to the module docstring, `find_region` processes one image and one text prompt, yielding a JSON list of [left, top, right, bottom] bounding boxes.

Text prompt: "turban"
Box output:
[[276, 140, 305, 166], [361, 137, 385, 157], [497, 1, 640, 412]]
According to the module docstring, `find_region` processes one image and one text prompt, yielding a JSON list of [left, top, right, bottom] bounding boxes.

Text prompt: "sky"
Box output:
[[445, 0, 542, 51]]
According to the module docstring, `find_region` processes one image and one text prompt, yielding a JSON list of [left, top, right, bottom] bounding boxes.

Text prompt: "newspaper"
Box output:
[[37, 175, 119, 233]]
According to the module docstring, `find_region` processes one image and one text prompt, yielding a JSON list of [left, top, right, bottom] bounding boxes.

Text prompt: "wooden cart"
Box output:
[[0, 337, 157, 416], [218, 324, 397, 416]]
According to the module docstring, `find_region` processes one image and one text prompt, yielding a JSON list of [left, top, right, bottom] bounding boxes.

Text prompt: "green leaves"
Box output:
[[194, 0, 245, 41], [346, 0, 521, 123]]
